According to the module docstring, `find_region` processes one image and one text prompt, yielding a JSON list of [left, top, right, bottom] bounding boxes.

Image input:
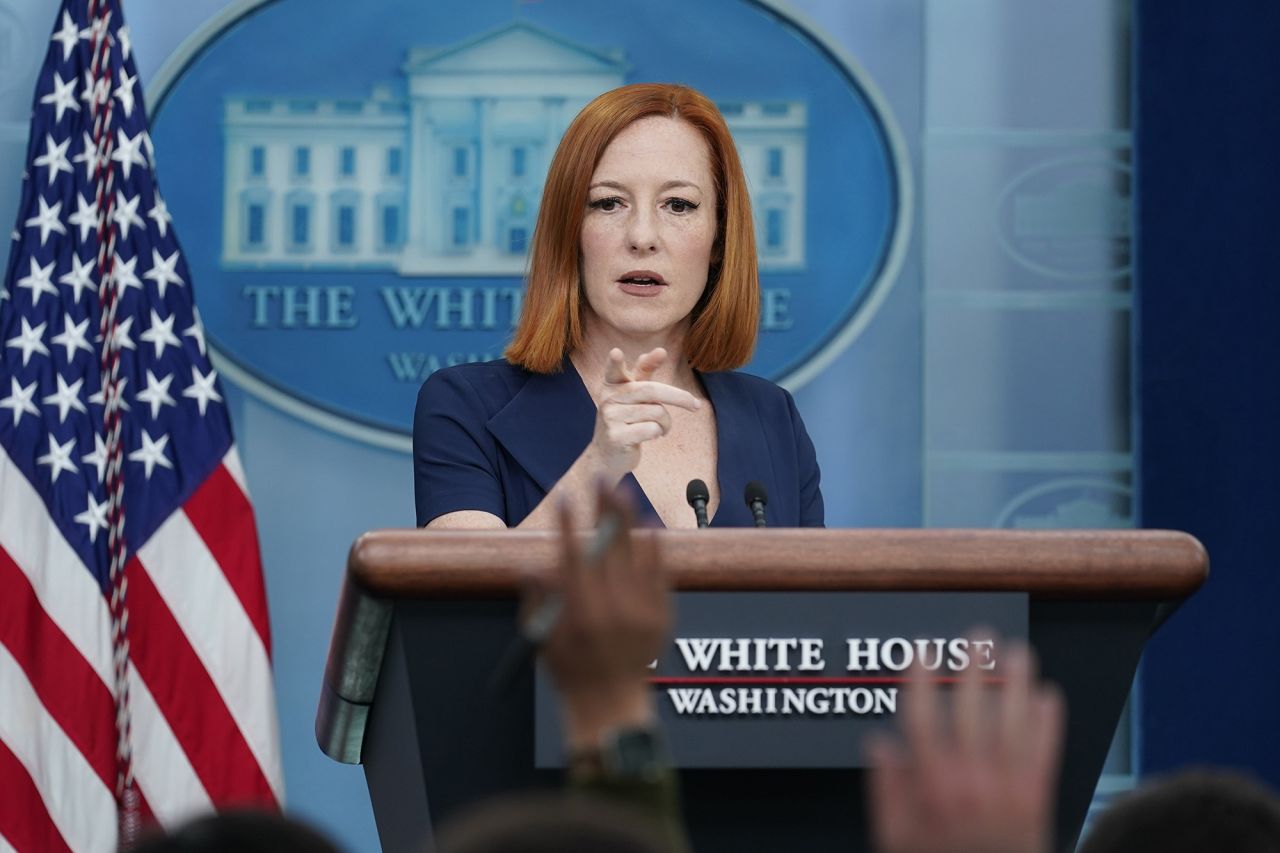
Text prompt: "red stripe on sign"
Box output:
[[182, 464, 272, 656], [0, 737, 73, 853], [126, 557, 277, 807], [0, 545, 117, 792], [648, 676, 1008, 685]]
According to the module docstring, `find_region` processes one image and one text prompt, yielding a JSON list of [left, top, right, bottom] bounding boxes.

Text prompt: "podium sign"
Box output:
[[535, 591, 1027, 768]]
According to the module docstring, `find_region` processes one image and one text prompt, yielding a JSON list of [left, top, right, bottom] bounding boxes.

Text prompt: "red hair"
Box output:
[[505, 83, 759, 374]]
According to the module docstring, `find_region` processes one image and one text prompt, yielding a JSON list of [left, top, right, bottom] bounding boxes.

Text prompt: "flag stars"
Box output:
[[96, 316, 137, 354], [5, 317, 50, 366], [39, 71, 80, 123], [59, 253, 97, 304], [17, 257, 58, 306], [51, 313, 94, 361], [184, 308, 207, 357], [111, 252, 143, 296], [33, 134, 74, 186], [113, 317, 137, 352], [111, 130, 147, 181], [0, 378, 40, 425], [144, 249, 184, 298], [68, 193, 100, 243], [50, 11, 80, 62], [78, 15, 108, 46], [43, 374, 88, 423], [139, 307, 180, 356], [79, 70, 107, 110], [129, 430, 173, 480], [136, 369, 176, 420], [118, 25, 133, 61], [148, 194, 172, 238], [140, 310, 181, 358], [112, 191, 144, 239], [114, 69, 138, 118], [89, 376, 130, 413], [37, 434, 80, 485], [183, 366, 222, 416], [83, 433, 107, 484], [73, 132, 100, 180], [24, 196, 67, 246], [74, 491, 109, 543]]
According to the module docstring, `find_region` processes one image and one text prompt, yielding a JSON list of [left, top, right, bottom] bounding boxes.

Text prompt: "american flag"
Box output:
[[0, 2, 283, 850]]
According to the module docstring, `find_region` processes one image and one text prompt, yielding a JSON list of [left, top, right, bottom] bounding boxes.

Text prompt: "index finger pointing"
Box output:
[[610, 381, 701, 411]]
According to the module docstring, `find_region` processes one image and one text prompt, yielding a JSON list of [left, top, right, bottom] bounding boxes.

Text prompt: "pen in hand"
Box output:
[[487, 504, 624, 693]]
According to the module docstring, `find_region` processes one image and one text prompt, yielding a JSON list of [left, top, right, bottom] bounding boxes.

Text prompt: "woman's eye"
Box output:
[[588, 197, 622, 212], [665, 198, 699, 214]]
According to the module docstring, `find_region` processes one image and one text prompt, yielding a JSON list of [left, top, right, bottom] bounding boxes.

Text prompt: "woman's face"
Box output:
[[579, 116, 717, 343]]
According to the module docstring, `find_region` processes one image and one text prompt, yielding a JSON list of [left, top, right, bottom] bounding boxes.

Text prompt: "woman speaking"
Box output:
[[413, 83, 823, 530]]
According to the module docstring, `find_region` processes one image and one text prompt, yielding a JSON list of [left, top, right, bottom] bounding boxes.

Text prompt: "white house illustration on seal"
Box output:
[[220, 22, 806, 275]]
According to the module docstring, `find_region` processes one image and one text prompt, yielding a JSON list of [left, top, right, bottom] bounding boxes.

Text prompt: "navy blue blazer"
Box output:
[[413, 359, 824, 528]]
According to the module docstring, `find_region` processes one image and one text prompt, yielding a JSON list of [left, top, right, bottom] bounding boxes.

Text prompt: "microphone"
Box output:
[[744, 481, 768, 528], [686, 479, 710, 528]]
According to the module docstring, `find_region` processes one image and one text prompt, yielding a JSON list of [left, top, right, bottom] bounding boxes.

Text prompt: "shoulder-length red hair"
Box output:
[[504, 83, 759, 374]]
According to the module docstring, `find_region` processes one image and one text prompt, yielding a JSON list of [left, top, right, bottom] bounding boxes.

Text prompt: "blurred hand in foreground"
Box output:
[[866, 636, 1066, 853], [525, 485, 671, 752]]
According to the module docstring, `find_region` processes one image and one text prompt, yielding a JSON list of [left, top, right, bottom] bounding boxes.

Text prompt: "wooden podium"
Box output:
[[316, 529, 1206, 852]]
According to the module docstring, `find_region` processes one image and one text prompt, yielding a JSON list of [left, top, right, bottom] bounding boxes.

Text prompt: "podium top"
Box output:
[[345, 528, 1208, 601], [316, 528, 1207, 764]]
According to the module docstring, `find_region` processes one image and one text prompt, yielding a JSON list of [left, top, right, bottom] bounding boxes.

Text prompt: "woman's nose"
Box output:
[[626, 209, 659, 253]]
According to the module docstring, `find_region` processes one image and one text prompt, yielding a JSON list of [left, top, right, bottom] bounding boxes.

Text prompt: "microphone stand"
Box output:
[[744, 481, 768, 528], [686, 479, 710, 528]]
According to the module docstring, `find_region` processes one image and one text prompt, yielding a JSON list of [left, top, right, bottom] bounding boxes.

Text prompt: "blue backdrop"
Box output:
[[1135, 0, 1280, 787]]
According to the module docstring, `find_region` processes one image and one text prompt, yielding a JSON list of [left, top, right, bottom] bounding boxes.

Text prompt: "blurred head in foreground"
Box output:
[[1079, 769, 1280, 853], [128, 809, 343, 853], [436, 792, 671, 853]]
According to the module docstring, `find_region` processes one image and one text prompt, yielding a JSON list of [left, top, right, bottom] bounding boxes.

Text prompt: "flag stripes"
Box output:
[[0, 560, 167, 842], [137, 501, 281, 799], [0, 450, 114, 691], [124, 666, 212, 828], [0, 738, 74, 853], [178, 463, 272, 655], [0, 644, 117, 853], [126, 557, 278, 806], [1, 449, 276, 847], [0, 549, 117, 793]]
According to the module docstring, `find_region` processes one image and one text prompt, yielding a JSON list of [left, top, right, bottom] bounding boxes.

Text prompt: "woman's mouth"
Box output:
[[617, 270, 668, 296]]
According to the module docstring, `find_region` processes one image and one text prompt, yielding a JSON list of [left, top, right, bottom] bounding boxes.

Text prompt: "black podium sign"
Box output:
[[535, 591, 1027, 768]]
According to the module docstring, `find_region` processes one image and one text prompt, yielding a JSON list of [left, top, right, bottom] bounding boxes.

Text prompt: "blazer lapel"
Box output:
[[486, 361, 596, 494], [699, 371, 771, 527]]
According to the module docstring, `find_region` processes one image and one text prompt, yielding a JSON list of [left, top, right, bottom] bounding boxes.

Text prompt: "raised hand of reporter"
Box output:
[[866, 637, 1066, 853], [526, 486, 671, 752], [589, 347, 702, 479]]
